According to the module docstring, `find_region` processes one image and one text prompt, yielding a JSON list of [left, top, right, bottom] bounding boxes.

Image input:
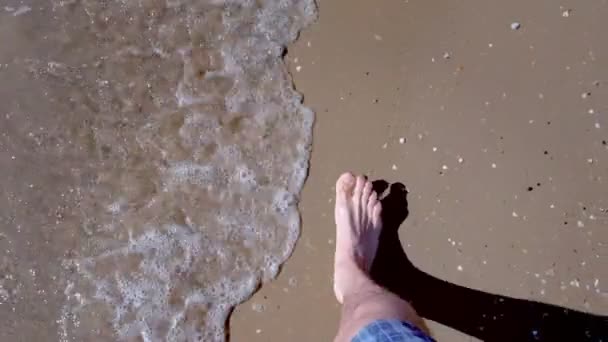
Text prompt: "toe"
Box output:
[[334, 283, 344, 304], [336, 172, 355, 198], [372, 202, 383, 228], [367, 191, 378, 213], [353, 175, 366, 200], [362, 181, 373, 204]]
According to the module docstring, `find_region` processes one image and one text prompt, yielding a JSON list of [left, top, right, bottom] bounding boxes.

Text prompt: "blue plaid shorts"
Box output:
[[352, 319, 436, 342]]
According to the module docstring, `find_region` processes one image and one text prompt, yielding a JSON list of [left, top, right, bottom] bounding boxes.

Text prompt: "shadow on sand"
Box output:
[[370, 180, 608, 342]]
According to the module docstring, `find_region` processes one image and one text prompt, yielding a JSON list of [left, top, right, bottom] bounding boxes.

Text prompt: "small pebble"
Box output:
[[399, 137, 406, 144], [577, 220, 585, 228], [491, 163, 497, 168], [457, 265, 463, 271], [587, 158, 594, 164], [251, 303, 265, 312], [392, 164, 398, 170], [512, 211, 519, 218], [511, 22, 521, 30], [595, 122, 601, 129], [295, 65, 302, 72], [588, 109, 595, 114], [442, 165, 448, 170], [443, 52, 451, 59], [432, 146, 438, 152], [457, 157, 464, 164], [562, 9, 571, 17], [581, 92, 591, 99]]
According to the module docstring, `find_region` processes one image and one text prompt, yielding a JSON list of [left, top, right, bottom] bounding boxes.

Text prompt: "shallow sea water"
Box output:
[[0, 0, 316, 340]]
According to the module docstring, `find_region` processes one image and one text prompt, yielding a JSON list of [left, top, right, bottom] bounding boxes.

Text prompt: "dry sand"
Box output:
[[231, 0, 607, 341]]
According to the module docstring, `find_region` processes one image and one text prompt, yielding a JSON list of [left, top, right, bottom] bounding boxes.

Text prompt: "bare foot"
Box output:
[[333, 173, 383, 303]]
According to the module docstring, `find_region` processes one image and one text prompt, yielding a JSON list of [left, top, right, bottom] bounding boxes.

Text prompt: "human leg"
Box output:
[[333, 173, 431, 342]]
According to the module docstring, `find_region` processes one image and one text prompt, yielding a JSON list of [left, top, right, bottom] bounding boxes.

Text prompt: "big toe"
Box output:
[[336, 172, 355, 198]]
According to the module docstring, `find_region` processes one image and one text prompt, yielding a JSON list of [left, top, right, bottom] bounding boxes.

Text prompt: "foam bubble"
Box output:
[[166, 162, 216, 187]]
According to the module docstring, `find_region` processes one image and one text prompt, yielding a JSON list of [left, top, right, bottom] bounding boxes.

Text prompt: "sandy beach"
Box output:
[[0, 0, 606, 340], [231, 0, 607, 340]]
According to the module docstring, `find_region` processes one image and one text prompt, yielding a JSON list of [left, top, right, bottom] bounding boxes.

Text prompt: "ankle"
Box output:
[[335, 251, 368, 274]]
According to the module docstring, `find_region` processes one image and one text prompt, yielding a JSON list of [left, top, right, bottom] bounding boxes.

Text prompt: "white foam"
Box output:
[[12, 5, 31, 16], [272, 188, 297, 215], [234, 164, 257, 188], [56, 0, 318, 340], [166, 162, 216, 187]]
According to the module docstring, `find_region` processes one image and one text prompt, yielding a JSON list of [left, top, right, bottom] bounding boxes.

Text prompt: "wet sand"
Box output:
[[231, 0, 607, 341], [0, 1, 316, 340]]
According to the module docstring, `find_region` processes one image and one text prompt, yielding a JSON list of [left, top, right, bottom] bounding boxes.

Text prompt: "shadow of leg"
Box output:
[[370, 180, 608, 342]]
